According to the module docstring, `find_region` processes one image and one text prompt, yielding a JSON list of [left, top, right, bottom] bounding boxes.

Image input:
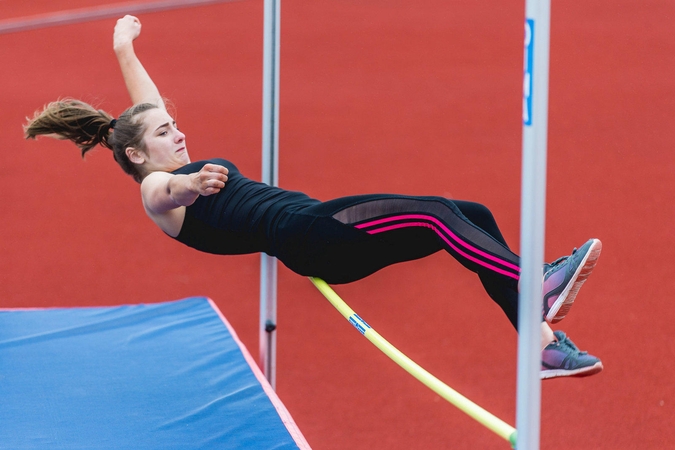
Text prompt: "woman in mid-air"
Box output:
[[25, 15, 603, 379]]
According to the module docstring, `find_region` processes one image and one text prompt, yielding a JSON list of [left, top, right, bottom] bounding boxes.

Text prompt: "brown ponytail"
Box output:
[[24, 99, 161, 183]]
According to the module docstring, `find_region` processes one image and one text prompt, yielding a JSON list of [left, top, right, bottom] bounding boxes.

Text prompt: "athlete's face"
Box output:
[[133, 108, 191, 172]]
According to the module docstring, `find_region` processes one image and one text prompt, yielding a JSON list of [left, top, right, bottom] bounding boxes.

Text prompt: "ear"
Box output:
[[126, 147, 145, 165]]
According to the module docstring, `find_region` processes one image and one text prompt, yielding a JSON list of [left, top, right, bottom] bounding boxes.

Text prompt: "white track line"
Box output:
[[0, 0, 242, 35]]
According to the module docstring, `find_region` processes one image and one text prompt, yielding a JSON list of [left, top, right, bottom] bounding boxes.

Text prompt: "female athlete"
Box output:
[[24, 15, 603, 379]]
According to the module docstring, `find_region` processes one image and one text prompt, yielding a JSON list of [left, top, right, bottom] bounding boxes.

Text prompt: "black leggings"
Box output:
[[276, 194, 521, 329]]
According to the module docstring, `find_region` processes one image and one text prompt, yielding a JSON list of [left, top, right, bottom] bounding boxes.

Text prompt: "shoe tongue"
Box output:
[[552, 331, 581, 353]]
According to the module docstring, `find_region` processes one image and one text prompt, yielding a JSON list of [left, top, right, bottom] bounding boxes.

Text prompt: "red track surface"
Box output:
[[2, 1, 674, 448]]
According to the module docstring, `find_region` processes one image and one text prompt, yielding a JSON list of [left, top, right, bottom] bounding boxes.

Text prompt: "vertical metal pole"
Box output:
[[261, 0, 281, 389], [517, 0, 550, 448]]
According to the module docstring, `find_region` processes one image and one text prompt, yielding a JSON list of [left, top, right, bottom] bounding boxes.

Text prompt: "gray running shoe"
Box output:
[[541, 331, 603, 379], [542, 238, 602, 323]]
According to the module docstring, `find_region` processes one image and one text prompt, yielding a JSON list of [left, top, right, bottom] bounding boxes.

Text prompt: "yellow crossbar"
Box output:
[[309, 277, 517, 448]]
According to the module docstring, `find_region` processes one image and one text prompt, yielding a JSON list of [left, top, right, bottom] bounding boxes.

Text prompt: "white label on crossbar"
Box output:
[[348, 314, 371, 335]]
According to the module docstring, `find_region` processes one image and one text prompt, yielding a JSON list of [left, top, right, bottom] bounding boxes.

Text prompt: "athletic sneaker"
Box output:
[[541, 331, 603, 379], [542, 238, 602, 324]]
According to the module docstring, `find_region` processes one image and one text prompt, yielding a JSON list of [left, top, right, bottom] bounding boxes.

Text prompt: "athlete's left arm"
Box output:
[[113, 15, 165, 109]]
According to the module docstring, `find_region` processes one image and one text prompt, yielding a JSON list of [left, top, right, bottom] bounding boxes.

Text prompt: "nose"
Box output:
[[175, 129, 185, 142]]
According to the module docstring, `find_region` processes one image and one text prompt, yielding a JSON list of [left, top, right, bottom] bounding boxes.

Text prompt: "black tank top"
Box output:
[[171, 158, 319, 255]]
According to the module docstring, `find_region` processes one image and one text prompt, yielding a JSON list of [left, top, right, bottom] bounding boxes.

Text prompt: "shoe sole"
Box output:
[[546, 239, 602, 324], [540, 361, 604, 380]]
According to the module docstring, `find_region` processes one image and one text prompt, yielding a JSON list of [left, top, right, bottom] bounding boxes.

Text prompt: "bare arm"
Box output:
[[113, 15, 165, 109], [141, 164, 229, 215]]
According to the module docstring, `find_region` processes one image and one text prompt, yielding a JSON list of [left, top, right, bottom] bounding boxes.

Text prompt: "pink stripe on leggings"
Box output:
[[356, 215, 520, 280]]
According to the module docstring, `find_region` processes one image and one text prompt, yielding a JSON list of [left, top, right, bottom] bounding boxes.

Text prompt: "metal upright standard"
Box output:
[[517, 0, 551, 448], [260, 0, 281, 389]]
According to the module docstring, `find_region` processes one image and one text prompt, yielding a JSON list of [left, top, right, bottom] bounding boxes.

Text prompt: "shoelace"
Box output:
[[554, 334, 588, 356], [545, 247, 578, 271]]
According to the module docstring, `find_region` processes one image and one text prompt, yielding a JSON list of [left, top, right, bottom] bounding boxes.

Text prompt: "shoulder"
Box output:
[[141, 170, 173, 193], [139, 171, 177, 211]]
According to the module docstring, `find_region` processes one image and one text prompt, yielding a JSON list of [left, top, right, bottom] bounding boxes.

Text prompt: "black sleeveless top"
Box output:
[[171, 158, 319, 256]]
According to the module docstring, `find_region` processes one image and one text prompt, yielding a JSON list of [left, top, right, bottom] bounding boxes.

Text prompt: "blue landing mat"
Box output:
[[0, 298, 309, 449]]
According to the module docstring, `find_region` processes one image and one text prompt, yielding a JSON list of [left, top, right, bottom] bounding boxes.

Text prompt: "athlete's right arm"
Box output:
[[141, 164, 229, 215]]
